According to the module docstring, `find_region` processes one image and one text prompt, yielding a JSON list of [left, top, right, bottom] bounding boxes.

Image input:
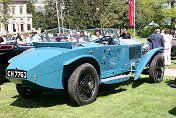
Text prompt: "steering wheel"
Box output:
[[98, 36, 114, 45]]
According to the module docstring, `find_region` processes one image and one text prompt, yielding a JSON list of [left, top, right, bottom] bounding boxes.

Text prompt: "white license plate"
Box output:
[[7, 70, 27, 79]]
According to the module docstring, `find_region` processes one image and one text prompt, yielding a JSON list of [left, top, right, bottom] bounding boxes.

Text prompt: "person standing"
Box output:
[[163, 28, 173, 65], [147, 29, 165, 49]]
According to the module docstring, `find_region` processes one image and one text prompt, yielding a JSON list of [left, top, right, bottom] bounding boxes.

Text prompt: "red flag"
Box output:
[[129, 0, 134, 26]]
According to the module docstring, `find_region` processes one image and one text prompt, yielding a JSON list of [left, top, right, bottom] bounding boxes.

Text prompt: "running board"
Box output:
[[101, 75, 130, 84]]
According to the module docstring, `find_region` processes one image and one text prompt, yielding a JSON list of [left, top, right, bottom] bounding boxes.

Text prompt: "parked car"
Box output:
[[0, 44, 34, 63], [0, 44, 34, 80], [6, 28, 164, 106]]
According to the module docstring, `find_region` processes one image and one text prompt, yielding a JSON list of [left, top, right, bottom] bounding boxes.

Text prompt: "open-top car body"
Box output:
[[6, 28, 164, 106]]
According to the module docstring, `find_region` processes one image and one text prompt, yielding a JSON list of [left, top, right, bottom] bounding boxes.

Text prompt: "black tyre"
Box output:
[[149, 55, 165, 83], [68, 63, 99, 106], [16, 84, 43, 99]]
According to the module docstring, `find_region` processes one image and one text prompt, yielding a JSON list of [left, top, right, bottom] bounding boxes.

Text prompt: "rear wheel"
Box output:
[[68, 63, 99, 106], [16, 84, 43, 99], [149, 55, 164, 83]]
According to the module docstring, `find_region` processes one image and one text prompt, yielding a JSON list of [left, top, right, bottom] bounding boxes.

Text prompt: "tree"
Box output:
[[27, 0, 41, 30], [33, 12, 45, 31], [100, 0, 129, 28], [64, 0, 90, 30], [64, 0, 110, 30], [42, 0, 58, 30], [161, 0, 176, 29], [135, 0, 166, 30], [27, 0, 57, 31], [26, 0, 175, 31], [26, 0, 35, 14], [0, 0, 11, 30]]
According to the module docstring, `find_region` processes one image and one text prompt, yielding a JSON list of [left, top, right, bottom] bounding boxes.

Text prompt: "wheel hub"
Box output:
[[88, 82, 94, 90], [78, 72, 95, 100]]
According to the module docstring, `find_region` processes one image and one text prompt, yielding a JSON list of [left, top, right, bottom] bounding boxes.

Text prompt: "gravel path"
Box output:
[[164, 68, 176, 77]]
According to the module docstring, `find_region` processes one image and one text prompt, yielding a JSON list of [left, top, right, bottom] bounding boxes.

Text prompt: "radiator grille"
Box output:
[[129, 46, 141, 60]]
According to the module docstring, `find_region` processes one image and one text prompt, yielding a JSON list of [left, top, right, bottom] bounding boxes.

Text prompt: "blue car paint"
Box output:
[[134, 47, 164, 80], [7, 45, 105, 89], [6, 39, 163, 90], [7, 47, 66, 89]]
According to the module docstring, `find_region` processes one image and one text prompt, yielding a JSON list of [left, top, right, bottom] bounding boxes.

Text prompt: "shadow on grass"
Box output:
[[10, 91, 75, 108], [131, 75, 154, 88], [97, 75, 153, 97], [165, 79, 176, 88], [0, 73, 9, 85], [10, 75, 153, 108], [168, 107, 176, 116], [165, 79, 174, 85], [97, 84, 128, 97]]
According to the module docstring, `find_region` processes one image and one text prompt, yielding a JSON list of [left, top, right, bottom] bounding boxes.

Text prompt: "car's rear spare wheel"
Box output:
[[68, 63, 99, 106]]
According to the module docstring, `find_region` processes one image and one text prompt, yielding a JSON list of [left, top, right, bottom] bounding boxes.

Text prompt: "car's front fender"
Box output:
[[134, 48, 164, 80]]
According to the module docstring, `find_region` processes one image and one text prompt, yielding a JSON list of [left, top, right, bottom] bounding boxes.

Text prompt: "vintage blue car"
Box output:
[[6, 28, 164, 106]]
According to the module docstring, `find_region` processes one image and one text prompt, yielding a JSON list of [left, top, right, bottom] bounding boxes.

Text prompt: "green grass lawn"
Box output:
[[136, 37, 147, 43], [168, 59, 176, 69], [0, 75, 176, 118]]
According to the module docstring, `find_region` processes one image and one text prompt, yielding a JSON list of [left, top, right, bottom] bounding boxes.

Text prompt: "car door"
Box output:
[[101, 45, 120, 78]]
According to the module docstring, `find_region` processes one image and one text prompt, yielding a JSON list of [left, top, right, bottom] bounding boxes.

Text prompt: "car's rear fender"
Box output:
[[6, 47, 66, 89], [63, 55, 101, 84], [134, 48, 164, 80]]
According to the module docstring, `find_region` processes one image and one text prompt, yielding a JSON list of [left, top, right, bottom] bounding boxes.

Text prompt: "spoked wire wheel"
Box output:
[[155, 58, 164, 80], [68, 63, 99, 106], [78, 71, 96, 100], [149, 55, 165, 83]]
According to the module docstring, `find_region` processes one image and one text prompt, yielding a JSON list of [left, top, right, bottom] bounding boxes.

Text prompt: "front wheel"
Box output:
[[149, 55, 165, 83], [16, 84, 43, 99], [68, 63, 99, 106]]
